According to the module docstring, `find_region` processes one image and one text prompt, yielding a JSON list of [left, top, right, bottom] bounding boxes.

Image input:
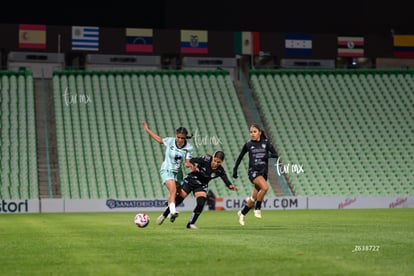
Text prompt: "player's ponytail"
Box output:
[[176, 126, 193, 139]]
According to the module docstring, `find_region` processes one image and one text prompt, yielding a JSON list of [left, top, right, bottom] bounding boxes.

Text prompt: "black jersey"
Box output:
[[233, 138, 278, 176], [185, 155, 232, 188]]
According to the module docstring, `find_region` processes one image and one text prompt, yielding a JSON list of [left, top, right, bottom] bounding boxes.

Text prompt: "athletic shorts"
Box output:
[[160, 169, 184, 186], [181, 178, 208, 195], [248, 168, 268, 182]]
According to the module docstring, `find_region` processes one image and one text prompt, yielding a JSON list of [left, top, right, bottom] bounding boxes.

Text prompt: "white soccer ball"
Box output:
[[134, 213, 150, 228]]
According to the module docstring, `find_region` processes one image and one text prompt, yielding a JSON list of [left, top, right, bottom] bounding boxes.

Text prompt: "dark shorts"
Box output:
[[181, 178, 208, 195], [248, 168, 268, 182]]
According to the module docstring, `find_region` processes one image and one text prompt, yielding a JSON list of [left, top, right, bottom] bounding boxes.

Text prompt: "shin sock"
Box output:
[[169, 202, 176, 215], [162, 207, 170, 218], [241, 205, 252, 216], [188, 197, 206, 225]]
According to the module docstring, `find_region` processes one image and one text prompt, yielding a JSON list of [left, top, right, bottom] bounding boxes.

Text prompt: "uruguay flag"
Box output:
[[72, 26, 99, 51]]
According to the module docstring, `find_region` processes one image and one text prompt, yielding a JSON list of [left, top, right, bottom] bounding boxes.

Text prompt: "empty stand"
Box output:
[[251, 69, 414, 196], [53, 70, 268, 199], [0, 71, 38, 199]]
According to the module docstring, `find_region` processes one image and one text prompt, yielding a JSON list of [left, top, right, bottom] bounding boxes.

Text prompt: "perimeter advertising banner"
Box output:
[[1, 197, 413, 213], [307, 196, 414, 209]]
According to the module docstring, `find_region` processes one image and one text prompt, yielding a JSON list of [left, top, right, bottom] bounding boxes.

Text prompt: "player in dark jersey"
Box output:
[[157, 151, 238, 229], [232, 124, 278, 225]]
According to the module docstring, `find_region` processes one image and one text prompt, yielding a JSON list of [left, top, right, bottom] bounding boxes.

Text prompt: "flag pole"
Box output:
[[58, 34, 61, 53]]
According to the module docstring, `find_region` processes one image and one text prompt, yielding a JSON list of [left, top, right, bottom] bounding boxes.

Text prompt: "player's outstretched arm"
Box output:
[[142, 121, 163, 144]]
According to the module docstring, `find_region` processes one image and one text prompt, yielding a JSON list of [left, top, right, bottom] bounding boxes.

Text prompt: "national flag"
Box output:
[[285, 33, 312, 56], [125, 28, 153, 53], [393, 35, 414, 58], [72, 26, 99, 51], [180, 30, 208, 54], [337, 36, 364, 57], [18, 24, 46, 49], [233, 31, 260, 55]]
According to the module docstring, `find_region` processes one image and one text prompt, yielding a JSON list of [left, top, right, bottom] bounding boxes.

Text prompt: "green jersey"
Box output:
[[161, 137, 193, 172]]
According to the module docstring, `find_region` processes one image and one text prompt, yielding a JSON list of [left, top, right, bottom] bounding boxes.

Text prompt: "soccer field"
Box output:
[[1, 209, 413, 275]]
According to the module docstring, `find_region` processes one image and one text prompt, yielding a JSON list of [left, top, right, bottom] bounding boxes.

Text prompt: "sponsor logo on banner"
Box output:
[[389, 197, 408, 208], [219, 197, 301, 210], [338, 197, 357, 209], [106, 199, 183, 209], [0, 199, 28, 213]]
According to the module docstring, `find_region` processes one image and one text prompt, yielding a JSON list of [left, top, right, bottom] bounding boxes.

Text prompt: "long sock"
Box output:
[[164, 196, 184, 217], [175, 195, 184, 206], [255, 201, 262, 210], [169, 202, 176, 214], [162, 207, 170, 218], [188, 197, 206, 225], [188, 212, 200, 225], [241, 205, 252, 216]]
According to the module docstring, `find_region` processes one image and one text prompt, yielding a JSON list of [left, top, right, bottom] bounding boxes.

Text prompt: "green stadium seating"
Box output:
[[0, 71, 38, 199], [53, 70, 269, 199], [250, 69, 414, 196]]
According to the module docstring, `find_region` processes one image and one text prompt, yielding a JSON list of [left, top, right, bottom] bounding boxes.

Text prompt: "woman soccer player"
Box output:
[[232, 124, 279, 226], [157, 151, 238, 229], [142, 121, 194, 223]]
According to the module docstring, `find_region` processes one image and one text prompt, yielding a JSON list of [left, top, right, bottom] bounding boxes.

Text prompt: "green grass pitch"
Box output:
[[1, 209, 413, 275]]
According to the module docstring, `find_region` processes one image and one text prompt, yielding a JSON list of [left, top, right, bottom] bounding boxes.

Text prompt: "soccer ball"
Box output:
[[134, 213, 150, 228]]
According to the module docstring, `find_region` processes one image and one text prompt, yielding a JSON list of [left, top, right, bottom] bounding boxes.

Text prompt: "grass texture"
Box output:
[[0, 209, 413, 275]]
